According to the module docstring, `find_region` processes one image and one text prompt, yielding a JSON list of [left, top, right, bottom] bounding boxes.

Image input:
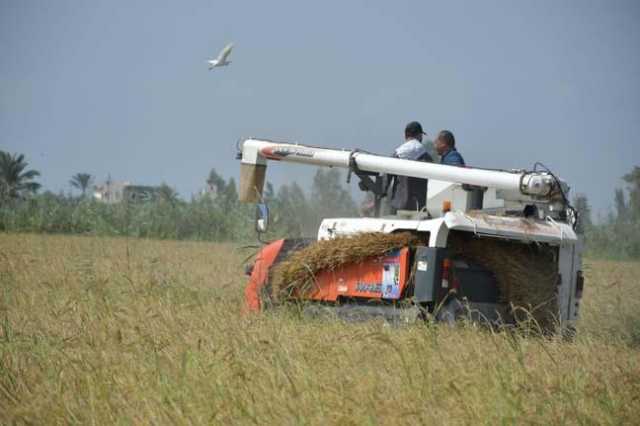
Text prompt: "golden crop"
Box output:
[[1, 234, 638, 424]]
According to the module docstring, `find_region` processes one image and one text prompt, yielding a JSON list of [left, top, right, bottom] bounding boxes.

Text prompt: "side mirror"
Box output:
[[255, 203, 269, 233]]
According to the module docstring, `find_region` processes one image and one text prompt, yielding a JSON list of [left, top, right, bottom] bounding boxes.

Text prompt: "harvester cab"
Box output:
[[238, 138, 583, 334]]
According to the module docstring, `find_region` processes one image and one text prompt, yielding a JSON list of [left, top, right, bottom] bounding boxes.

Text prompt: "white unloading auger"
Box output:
[[237, 138, 563, 204]]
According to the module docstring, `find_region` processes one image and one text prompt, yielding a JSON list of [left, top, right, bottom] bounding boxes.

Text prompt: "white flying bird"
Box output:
[[208, 43, 234, 70]]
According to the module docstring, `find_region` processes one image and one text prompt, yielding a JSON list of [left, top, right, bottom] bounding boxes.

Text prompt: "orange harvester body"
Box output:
[[245, 240, 410, 311], [244, 239, 285, 312]]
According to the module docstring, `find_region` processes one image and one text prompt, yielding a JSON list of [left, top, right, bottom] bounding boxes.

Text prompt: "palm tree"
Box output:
[[70, 173, 93, 197], [0, 151, 41, 201]]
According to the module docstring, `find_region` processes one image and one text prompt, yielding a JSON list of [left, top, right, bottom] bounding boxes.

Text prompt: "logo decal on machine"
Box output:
[[355, 282, 382, 293], [261, 146, 315, 160], [381, 262, 401, 299]]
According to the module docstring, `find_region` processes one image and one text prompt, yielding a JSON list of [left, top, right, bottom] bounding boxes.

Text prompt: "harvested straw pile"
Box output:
[[270, 232, 417, 301], [448, 232, 559, 330]]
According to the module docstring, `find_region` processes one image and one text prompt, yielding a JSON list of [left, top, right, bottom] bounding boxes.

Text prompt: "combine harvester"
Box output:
[[238, 138, 584, 334]]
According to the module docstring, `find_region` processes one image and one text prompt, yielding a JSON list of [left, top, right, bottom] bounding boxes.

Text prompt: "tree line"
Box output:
[[1, 149, 639, 259], [0, 149, 357, 241], [573, 167, 640, 259]]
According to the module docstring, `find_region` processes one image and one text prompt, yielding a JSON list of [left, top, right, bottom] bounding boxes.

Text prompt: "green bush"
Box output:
[[0, 169, 359, 243]]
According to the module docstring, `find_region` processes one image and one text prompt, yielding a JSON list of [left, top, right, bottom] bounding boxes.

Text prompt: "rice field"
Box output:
[[1, 233, 639, 424]]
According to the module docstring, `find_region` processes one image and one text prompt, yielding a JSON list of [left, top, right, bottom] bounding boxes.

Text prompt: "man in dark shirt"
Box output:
[[435, 130, 465, 166]]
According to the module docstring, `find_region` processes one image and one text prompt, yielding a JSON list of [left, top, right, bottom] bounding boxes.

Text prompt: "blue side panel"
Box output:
[[381, 249, 401, 300]]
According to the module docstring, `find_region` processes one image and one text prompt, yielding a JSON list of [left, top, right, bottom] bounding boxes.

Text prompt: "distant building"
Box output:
[[93, 179, 130, 203], [93, 180, 160, 203], [199, 182, 220, 199], [123, 185, 160, 203]]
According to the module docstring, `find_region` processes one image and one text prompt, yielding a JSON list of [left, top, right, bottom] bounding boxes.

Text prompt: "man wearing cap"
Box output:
[[387, 121, 433, 212]]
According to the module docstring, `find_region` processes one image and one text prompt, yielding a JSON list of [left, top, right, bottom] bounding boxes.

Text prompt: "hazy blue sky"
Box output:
[[1, 0, 638, 216]]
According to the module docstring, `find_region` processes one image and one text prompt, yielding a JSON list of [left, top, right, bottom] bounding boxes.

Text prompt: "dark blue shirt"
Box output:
[[440, 148, 465, 166]]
